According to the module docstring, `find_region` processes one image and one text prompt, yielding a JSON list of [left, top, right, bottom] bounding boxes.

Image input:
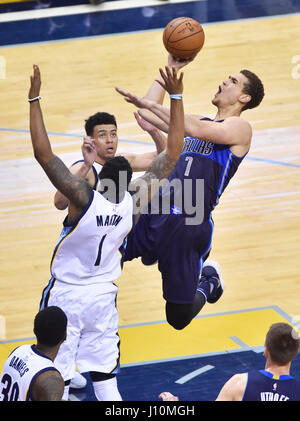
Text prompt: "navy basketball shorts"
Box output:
[[123, 214, 214, 304]]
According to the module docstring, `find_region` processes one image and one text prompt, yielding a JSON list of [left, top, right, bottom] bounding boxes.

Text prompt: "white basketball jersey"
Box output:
[[92, 161, 103, 190], [51, 190, 133, 285], [0, 345, 59, 401]]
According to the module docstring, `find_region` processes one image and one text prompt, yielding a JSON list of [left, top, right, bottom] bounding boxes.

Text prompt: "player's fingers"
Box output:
[[155, 79, 166, 90], [159, 68, 168, 83]]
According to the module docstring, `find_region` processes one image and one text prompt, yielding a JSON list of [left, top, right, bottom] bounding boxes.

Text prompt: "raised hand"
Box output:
[[134, 111, 157, 133], [115, 87, 154, 109], [168, 53, 194, 70], [156, 66, 183, 95], [29, 64, 41, 99], [82, 136, 97, 167]]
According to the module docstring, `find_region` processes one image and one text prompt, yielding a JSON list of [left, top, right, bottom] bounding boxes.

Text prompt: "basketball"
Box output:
[[163, 17, 205, 59]]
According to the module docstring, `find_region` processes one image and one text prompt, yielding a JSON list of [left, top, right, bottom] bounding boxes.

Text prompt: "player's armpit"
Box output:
[[32, 370, 64, 401]]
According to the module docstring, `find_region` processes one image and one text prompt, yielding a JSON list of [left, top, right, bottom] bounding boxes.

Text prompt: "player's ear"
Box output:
[[239, 93, 251, 106]]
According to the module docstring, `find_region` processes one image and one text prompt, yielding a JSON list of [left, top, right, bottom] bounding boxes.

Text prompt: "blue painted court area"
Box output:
[[66, 306, 300, 401], [71, 349, 300, 401]]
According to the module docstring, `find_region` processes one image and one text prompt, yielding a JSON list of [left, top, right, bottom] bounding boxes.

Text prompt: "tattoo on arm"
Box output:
[[43, 155, 92, 210], [33, 371, 65, 401], [130, 150, 177, 222]]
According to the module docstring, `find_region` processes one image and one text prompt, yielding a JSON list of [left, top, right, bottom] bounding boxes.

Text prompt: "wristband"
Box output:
[[169, 94, 183, 100], [28, 96, 41, 103]]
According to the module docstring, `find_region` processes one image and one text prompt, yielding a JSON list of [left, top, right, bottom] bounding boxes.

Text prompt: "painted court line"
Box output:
[[1, 127, 299, 169], [175, 365, 214, 384]]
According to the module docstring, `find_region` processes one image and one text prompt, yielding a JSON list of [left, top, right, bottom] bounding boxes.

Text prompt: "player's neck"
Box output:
[[264, 361, 291, 377], [35, 343, 57, 362], [96, 156, 105, 165], [215, 105, 242, 120]]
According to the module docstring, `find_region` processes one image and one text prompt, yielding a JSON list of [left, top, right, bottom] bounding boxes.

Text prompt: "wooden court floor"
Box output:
[[0, 14, 300, 349]]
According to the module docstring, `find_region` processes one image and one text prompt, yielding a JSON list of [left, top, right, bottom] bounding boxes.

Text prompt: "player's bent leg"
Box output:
[[165, 260, 225, 330], [90, 372, 122, 401], [165, 293, 206, 330]]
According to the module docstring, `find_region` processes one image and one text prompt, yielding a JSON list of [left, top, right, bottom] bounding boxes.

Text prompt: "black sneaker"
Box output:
[[198, 260, 225, 303]]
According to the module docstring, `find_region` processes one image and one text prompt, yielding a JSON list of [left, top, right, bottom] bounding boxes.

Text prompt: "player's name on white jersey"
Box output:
[[96, 214, 123, 227], [9, 356, 29, 377]]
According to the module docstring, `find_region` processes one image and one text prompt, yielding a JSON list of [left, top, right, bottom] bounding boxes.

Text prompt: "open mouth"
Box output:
[[216, 85, 222, 95]]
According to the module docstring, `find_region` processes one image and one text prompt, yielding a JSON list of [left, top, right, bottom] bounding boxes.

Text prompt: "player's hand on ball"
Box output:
[[168, 54, 194, 70], [29, 64, 41, 99]]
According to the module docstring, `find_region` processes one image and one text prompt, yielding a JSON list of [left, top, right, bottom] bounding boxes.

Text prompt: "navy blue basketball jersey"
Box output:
[[243, 370, 300, 401], [149, 117, 247, 222]]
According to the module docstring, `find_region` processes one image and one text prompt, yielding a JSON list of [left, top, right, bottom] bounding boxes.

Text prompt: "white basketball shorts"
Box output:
[[47, 280, 120, 381]]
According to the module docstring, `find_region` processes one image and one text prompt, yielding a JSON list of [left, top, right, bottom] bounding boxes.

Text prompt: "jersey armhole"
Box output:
[[241, 372, 249, 401]]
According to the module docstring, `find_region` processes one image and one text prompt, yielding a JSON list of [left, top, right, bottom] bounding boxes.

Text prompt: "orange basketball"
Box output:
[[163, 17, 205, 59]]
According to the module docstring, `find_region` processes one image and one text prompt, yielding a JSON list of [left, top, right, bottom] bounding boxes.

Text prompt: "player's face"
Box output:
[[212, 73, 249, 108], [92, 124, 118, 163]]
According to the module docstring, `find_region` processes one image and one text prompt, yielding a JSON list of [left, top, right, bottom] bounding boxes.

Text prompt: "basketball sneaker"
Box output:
[[197, 260, 225, 303], [70, 370, 87, 389]]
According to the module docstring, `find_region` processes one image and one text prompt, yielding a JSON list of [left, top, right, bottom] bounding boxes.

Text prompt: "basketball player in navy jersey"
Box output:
[[28, 63, 184, 401], [116, 54, 265, 330], [160, 323, 300, 401]]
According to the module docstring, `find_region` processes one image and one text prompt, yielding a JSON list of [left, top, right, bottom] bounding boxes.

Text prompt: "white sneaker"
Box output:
[[70, 371, 87, 389]]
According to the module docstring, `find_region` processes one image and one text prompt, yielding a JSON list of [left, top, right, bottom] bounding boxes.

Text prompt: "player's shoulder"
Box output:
[[224, 116, 252, 146], [228, 372, 248, 396], [230, 372, 248, 384], [224, 116, 252, 130], [33, 369, 64, 401]]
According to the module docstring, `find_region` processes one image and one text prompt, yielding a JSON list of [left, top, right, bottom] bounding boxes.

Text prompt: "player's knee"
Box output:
[[165, 302, 193, 330], [167, 317, 189, 330]]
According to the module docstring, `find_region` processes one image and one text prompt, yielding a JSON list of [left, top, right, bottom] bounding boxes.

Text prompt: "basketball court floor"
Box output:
[[0, 0, 300, 401]]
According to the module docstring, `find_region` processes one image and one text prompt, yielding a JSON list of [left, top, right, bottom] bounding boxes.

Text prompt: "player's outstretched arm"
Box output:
[[120, 112, 167, 172], [54, 136, 97, 210], [130, 66, 184, 220], [29, 65, 92, 211], [144, 54, 193, 104]]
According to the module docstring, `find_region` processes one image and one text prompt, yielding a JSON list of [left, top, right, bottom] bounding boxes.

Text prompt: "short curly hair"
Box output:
[[85, 112, 117, 136]]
